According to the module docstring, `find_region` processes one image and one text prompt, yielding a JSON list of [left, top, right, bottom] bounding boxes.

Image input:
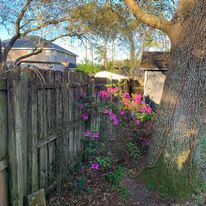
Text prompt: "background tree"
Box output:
[[124, 0, 206, 195], [0, 0, 81, 68]]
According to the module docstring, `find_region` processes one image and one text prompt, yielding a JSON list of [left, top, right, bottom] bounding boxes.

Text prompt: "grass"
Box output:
[[139, 159, 197, 200]]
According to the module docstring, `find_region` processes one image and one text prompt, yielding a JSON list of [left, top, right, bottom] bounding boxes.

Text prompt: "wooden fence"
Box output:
[[0, 67, 92, 206], [0, 67, 131, 206]]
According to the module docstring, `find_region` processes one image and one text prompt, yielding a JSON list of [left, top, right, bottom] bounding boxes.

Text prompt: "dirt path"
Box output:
[[122, 176, 171, 206]]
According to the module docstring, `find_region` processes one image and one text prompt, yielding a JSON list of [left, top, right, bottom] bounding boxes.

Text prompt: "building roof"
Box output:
[[140, 52, 170, 71], [2, 36, 77, 56]]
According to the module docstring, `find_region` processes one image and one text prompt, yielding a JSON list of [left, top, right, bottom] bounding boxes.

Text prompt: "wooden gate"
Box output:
[[7, 69, 90, 205]]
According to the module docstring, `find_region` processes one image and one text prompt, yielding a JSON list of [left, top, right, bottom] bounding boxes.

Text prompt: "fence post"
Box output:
[[8, 70, 28, 205], [0, 83, 8, 206]]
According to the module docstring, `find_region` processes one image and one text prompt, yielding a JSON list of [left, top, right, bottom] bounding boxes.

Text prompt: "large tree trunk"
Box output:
[[147, 0, 206, 183]]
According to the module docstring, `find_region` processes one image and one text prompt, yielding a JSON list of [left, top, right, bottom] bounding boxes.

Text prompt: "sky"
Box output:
[[0, 27, 130, 64]]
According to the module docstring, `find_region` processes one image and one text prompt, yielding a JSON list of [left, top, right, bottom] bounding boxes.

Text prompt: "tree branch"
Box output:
[[124, 0, 171, 34], [21, 17, 70, 37], [2, 0, 33, 63], [16, 0, 33, 35]]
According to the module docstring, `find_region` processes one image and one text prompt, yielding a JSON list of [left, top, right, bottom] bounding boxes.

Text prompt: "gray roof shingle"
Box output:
[[2, 36, 77, 56]]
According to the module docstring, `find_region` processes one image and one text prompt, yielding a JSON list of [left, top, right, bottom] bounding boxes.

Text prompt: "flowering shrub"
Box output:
[[81, 128, 104, 170], [79, 86, 154, 171]]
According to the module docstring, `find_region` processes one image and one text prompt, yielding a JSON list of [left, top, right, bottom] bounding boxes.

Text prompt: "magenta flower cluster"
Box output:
[[82, 111, 89, 121], [98, 91, 112, 100], [140, 137, 150, 146], [91, 162, 100, 170], [107, 87, 119, 93], [83, 130, 90, 137], [83, 129, 100, 139], [104, 109, 119, 126]]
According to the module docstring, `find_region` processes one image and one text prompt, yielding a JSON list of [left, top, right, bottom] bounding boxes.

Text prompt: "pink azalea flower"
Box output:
[[79, 103, 84, 110], [105, 110, 120, 126], [136, 120, 141, 125], [98, 91, 112, 100], [82, 111, 89, 121], [91, 162, 100, 170], [107, 87, 119, 93], [122, 93, 130, 100], [92, 132, 99, 139], [138, 107, 144, 113], [141, 101, 146, 107], [113, 119, 119, 125], [80, 92, 87, 98], [140, 137, 150, 146], [83, 130, 90, 137], [144, 106, 152, 113], [133, 94, 142, 104], [120, 110, 125, 116]]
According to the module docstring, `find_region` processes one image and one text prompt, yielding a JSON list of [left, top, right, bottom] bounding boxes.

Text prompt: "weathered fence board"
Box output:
[[8, 72, 29, 206], [27, 86, 38, 193]]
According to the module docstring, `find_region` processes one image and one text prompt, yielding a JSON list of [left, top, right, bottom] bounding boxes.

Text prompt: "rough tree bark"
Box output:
[[125, 0, 206, 182]]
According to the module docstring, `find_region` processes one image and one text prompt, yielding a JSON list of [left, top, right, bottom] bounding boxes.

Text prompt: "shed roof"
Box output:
[[2, 36, 77, 56], [140, 52, 170, 71]]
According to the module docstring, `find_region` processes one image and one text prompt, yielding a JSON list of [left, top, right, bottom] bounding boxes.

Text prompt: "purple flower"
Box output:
[[91, 162, 100, 170], [140, 137, 150, 146], [83, 130, 90, 137], [113, 119, 119, 125], [136, 120, 141, 125], [98, 91, 112, 100], [79, 103, 84, 110], [105, 110, 120, 126], [120, 110, 125, 116], [82, 111, 89, 121], [122, 93, 130, 100], [144, 106, 152, 113], [80, 92, 87, 98], [92, 132, 99, 139]]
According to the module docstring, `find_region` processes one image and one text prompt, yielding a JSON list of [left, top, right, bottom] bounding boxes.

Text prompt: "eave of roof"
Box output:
[[3, 47, 78, 57]]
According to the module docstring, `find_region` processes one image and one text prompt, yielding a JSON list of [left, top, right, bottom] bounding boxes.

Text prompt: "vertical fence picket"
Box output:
[[0, 84, 8, 206], [8, 72, 28, 206]]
